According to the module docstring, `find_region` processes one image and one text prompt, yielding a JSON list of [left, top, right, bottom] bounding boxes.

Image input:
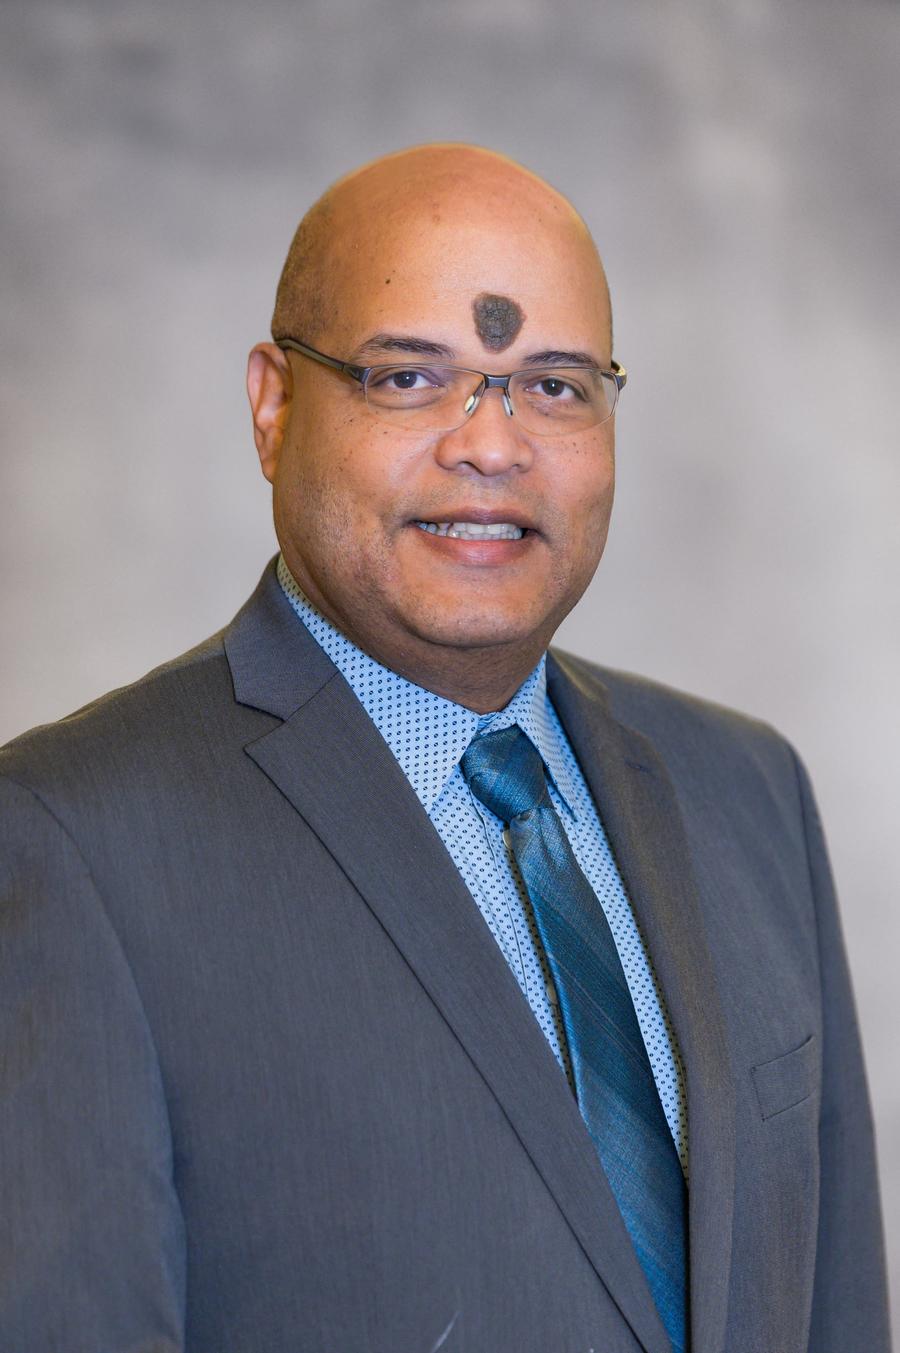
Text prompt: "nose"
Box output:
[[432, 385, 535, 476]]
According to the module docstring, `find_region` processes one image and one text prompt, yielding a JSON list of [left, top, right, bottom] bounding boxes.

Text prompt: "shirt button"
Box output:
[[546, 982, 559, 1005], [502, 828, 511, 849]]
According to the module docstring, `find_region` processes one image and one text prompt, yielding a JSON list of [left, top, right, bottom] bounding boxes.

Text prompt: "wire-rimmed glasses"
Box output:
[[275, 337, 626, 436]]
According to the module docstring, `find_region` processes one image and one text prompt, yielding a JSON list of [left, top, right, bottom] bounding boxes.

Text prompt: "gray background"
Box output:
[[2, 0, 898, 1325]]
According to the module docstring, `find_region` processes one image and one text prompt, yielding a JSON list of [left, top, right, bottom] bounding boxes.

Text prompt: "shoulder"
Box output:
[[550, 646, 781, 740], [0, 628, 273, 829], [548, 646, 803, 792], [2, 629, 226, 764]]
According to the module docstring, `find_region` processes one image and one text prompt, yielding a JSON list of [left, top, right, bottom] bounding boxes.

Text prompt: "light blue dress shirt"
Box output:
[[277, 554, 689, 1176]]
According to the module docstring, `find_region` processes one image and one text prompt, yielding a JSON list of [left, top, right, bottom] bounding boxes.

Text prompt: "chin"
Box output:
[[408, 604, 549, 652]]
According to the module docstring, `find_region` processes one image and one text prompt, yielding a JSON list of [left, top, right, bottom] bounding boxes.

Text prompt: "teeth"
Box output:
[[415, 521, 524, 540]]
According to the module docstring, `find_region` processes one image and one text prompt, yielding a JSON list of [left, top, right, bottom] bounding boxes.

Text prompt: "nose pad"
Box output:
[[462, 385, 514, 423], [463, 389, 482, 418]]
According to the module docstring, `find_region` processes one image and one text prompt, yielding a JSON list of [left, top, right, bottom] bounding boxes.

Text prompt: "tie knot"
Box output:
[[459, 725, 549, 824]]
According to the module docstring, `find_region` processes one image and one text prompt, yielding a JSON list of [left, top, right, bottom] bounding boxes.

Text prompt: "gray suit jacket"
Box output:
[[0, 559, 890, 1353]]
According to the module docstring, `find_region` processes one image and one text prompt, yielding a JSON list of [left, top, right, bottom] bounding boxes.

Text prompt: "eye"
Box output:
[[369, 367, 442, 392], [390, 369, 425, 390], [525, 375, 584, 402], [364, 365, 456, 411]]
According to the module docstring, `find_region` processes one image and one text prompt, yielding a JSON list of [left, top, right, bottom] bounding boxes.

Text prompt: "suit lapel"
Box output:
[[548, 651, 736, 1353], [224, 564, 672, 1353]]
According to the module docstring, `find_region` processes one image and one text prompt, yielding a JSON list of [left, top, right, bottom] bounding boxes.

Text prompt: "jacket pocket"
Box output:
[[751, 1034, 817, 1120]]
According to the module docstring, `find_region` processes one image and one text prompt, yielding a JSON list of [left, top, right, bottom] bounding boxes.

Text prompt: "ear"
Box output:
[[246, 343, 293, 483]]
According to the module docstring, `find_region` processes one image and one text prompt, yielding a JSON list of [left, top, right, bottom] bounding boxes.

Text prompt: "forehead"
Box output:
[[326, 205, 609, 354]]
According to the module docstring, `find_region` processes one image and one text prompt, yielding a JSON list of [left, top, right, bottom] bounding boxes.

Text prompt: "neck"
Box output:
[[361, 638, 546, 714]]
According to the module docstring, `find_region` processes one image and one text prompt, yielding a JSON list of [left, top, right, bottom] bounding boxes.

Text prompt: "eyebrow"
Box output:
[[355, 333, 457, 361], [353, 333, 601, 369], [518, 348, 599, 368]]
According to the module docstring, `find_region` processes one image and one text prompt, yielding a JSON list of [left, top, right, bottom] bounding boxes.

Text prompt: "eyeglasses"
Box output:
[[275, 337, 626, 437]]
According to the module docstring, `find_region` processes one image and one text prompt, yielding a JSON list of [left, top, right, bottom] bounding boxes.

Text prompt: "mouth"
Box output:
[[414, 520, 526, 541]]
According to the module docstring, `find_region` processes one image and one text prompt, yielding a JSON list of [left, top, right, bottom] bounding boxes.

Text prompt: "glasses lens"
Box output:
[[509, 368, 618, 434], [364, 365, 482, 429]]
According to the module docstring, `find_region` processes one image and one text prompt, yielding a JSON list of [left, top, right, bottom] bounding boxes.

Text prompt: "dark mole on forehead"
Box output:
[[472, 293, 525, 353]]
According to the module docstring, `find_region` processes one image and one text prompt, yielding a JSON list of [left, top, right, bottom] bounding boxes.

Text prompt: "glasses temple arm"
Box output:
[[276, 338, 369, 383]]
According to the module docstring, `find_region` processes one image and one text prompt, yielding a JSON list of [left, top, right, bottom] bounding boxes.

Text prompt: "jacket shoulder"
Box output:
[[0, 628, 266, 811], [549, 647, 798, 778]]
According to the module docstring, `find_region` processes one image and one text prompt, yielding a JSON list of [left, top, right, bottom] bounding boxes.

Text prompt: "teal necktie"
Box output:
[[461, 724, 689, 1353]]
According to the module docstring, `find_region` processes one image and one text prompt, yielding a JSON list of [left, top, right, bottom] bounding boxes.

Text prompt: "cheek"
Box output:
[[275, 419, 419, 554], [591, 464, 616, 528], [559, 443, 615, 535], [272, 429, 348, 563]]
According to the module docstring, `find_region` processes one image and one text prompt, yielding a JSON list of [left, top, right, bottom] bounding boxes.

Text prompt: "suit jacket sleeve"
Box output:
[[792, 750, 892, 1352], [0, 774, 186, 1353]]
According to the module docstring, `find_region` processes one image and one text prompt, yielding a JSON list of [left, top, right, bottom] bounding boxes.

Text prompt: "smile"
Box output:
[[415, 521, 525, 540]]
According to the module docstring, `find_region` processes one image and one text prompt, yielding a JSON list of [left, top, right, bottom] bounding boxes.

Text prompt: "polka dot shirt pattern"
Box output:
[[277, 555, 689, 1176]]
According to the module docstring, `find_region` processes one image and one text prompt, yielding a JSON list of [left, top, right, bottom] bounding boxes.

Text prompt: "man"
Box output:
[[0, 144, 890, 1352]]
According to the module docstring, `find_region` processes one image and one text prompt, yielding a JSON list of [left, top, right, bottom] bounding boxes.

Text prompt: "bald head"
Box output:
[[271, 143, 612, 353], [251, 143, 621, 712]]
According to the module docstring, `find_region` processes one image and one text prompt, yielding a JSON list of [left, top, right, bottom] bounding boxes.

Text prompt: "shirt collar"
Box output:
[[276, 553, 578, 817], [475, 667, 579, 817]]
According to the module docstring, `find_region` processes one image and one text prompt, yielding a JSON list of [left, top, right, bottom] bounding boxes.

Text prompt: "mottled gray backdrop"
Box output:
[[2, 0, 898, 1322]]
